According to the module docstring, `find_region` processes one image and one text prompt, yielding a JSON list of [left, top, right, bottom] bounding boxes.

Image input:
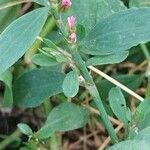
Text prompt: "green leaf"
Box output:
[[32, 53, 60, 67], [130, 0, 150, 7], [86, 51, 128, 66], [33, 0, 50, 6], [109, 87, 130, 124], [17, 123, 33, 136], [62, 0, 126, 33], [0, 7, 49, 74], [13, 68, 65, 108], [43, 39, 58, 50], [0, 69, 13, 107], [63, 71, 79, 97], [81, 8, 150, 55], [107, 140, 150, 150], [36, 102, 89, 139], [0, 0, 20, 33]]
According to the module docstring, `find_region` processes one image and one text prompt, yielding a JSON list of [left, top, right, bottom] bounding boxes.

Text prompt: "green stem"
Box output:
[[140, 44, 150, 98], [146, 78, 150, 98], [43, 100, 59, 150], [0, 129, 21, 150], [71, 48, 118, 144], [24, 17, 56, 64], [140, 44, 150, 63]]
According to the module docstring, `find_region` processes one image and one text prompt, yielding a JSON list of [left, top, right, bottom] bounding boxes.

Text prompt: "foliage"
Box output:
[[0, 0, 150, 149]]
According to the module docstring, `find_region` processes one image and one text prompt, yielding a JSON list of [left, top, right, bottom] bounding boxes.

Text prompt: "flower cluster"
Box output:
[[68, 16, 77, 44]]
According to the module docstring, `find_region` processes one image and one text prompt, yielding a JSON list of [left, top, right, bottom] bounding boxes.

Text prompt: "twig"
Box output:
[[88, 66, 144, 102]]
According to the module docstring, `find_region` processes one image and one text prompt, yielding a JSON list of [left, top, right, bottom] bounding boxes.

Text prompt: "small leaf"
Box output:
[[86, 51, 128, 66], [63, 71, 79, 97], [13, 68, 65, 108], [81, 8, 150, 54], [0, 7, 49, 74], [0, 69, 13, 107], [109, 87, 129, 124], [17, 123, 33, 136], [32, 53, 60, 67], [43, 39, 58, 50], [36, 102, 89, 139]]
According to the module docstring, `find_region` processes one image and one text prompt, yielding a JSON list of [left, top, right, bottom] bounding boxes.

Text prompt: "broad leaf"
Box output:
[[17, 123, 33, 136], [109, 87, 130, 124], [0, 7, 49, 74], [86, 51, 128, 66], [62, 0, 126, 33], [0, 69, 13, 107], [107, 140, 150, 150], [36, 102, 89, 139], [81, 8, 150, 54], [13, 68, 65, 107], [63, 71, 79, 97]]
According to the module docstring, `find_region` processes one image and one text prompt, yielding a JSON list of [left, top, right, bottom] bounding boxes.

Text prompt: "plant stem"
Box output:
[[140, 44, 150, 99], [70, 48, 118, 144], [0, 129, 21, 150], [146, 78, 150, 98], [43, 100, 59, 150], [140, 44, 150, 63]]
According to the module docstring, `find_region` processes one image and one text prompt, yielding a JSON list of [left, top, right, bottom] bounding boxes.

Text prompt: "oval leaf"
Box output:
[[32, 53, 60, 67], [63, 70, 79, 97], [17, 123, 33, 136], [86, 51, 129, 66], [36, 102, 89, 139], [109, 87, 130, 124], [81, 8, 150, 54], [0, 7, 49, 74], [13, 68, 65, 108]]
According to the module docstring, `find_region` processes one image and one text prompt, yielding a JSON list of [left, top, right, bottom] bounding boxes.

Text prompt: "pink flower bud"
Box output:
[[61, 0, 72, 9], [69, 32, 77, 43], [68, 16, 76, 30]]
